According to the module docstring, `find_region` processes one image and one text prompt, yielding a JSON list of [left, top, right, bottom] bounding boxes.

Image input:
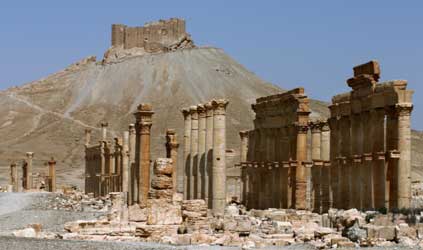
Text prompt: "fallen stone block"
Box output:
[[147, 199, 182, 225]]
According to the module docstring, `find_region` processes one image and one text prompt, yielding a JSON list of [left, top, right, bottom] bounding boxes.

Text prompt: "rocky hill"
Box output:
[[0, 47, 420, 188]]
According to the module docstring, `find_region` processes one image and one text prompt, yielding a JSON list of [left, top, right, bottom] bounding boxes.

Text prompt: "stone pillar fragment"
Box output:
[[205, 102, 214, 207], [197, 104, 206, 199], [310, 122, 321, 213], [134, 104, 154, 207], [189, 106, 199, 199], [212, 99, 229, 215], [181, 109, 191, 200], [26, 152, 34, 190], [48, 158, 57, 192], [122, 131, 130, 202], [166, 129, 179, 193], [128, 124, 136, 205], [10, 162, 18, 192], [396, 103, 413, 209], [295, 124, 308, 210], [101, 122, 108, 140], [85, 129, 91, 147]]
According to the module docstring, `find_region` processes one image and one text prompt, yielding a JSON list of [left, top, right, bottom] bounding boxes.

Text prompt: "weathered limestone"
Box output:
[[197, 105, 206, 199], [129, 124, 136, 205], [295, 124, 309, 210], [48, 158, 56, 192], [205, 102, 214, 207], [165, 129, 179, 193], [25, 152, 34, 190], [122, 131, 129, 201], [330, 60, 414, 211], [189, 106, 199, 199], [310, 122, 322, 213], [10, 162, 18, 192], [212, 99, 229, 215], [85, 129, 91, 147], [101, 122, 108, 140], [181, 109, 191, 200], [149, 158, 174, 200], [134, 104, 154, 207], [320, 122, 331, 212]]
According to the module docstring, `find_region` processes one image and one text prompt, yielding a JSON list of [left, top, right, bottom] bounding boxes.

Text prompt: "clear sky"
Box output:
[[0, 1, 422, 129]]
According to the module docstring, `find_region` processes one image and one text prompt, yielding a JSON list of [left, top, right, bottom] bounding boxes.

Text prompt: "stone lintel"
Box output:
[[353, 60, 380, 79]]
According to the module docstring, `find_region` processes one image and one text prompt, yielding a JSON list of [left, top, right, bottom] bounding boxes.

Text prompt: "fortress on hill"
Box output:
[[110, 18, 195, 53]]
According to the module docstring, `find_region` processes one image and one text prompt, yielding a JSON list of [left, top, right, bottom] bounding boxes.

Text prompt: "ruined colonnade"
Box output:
[[181, 99, 229, 214]]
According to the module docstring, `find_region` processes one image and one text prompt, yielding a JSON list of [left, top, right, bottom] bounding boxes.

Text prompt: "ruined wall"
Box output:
[[111, 18, 193, 52]]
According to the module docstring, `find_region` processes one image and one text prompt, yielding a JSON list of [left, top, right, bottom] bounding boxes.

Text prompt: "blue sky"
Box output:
[[0, 1, 422, 129]]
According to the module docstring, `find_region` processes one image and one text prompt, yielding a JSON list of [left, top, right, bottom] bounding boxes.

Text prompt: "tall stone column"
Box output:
[[361, 111, 374, 210], [134, 104, 154, 207], [205, 102, 214, 207], [372, 108, 386, 210], [47, 158, 57, 192], [328, 116, 339, 208], [181, 109, 191, 200], [101, 122, 108, 140], [212, 99, 229, 215], [350, 114, 362, 209], [128, 124, 136, 205], [166, 129, 179, 193], [386, 107, 399, 209], [339, 115, 351, 208], [10, 162, 18, 192], [189, 106, 199, 199], [310, 122, 321, 212], [239, 131, 249, 163], [295, 124, 308, 210], [396, 103, 413, 209], [26, 152, 34, 190], [321, 122, 331, 211], [85, 129, 91, 147], [122, 131, 129, 202], [197, 104, 206, 199]]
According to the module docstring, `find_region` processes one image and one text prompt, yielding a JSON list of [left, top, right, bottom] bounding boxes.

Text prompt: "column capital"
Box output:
[[320, 121, 330, 132], [309, 120, 322, 133], [197, 104, 206, 118], [211, 99, 229, 115], [205, 102, 213, 117], [181, 108, 191, 118], [48, 157, 56, 166], [166, 129, 179, 149], [134, 103, 154, 124], [129, 123, 136, 133], [239, 130, 249, 138], [189, 106, 198, 119], [295, 123, 309, 134], [395, 103, 413, 116], [26, 152, 34, 158], [100, 122, 108, 128]]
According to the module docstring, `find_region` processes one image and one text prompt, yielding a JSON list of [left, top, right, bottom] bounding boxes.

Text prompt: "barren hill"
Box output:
[[0, 47, 420, 188]]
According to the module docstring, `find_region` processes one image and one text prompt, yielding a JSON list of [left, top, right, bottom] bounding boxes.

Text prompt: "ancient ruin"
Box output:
[[239, 61, 414, 213], [104, 18, 195, 62], [181, 99, 229, 215]]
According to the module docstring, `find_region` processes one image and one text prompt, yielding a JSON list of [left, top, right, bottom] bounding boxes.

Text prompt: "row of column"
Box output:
[[181, 99, 229, 215], [9, 153, 56, 192], [329, 103, 413, 210]]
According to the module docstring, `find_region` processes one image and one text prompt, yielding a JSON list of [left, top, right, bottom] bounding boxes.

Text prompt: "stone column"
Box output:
[[212, 99, 229, 215], [134, 104, 154, 207], [239, 131, 249, 163], [181, 109, 191, 200], [361, 111, 374, 210], [350, 114, 362, 209], [321, 122, 331, 211], [166, 129, 179, 193], [122, 131, 129, 202], [386, 107, 399, 209], [205, 102, 214, 207], [26, 152, 34, 190], [328, 116, 339, 208], [10, 162, 18, 192], [85, 129, 91, 147], [396, 103, 413, 209], [189, 106, 199, 199], [338, 115, 351, 208], [197, 104, 206, 199], [372, 108, 386, 210], [310, 122, 321, 212], [295, 124, 308, 210], [128, 124, 136, 205], [48, 158, 56, 192], [101, 122, 108, 140]]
